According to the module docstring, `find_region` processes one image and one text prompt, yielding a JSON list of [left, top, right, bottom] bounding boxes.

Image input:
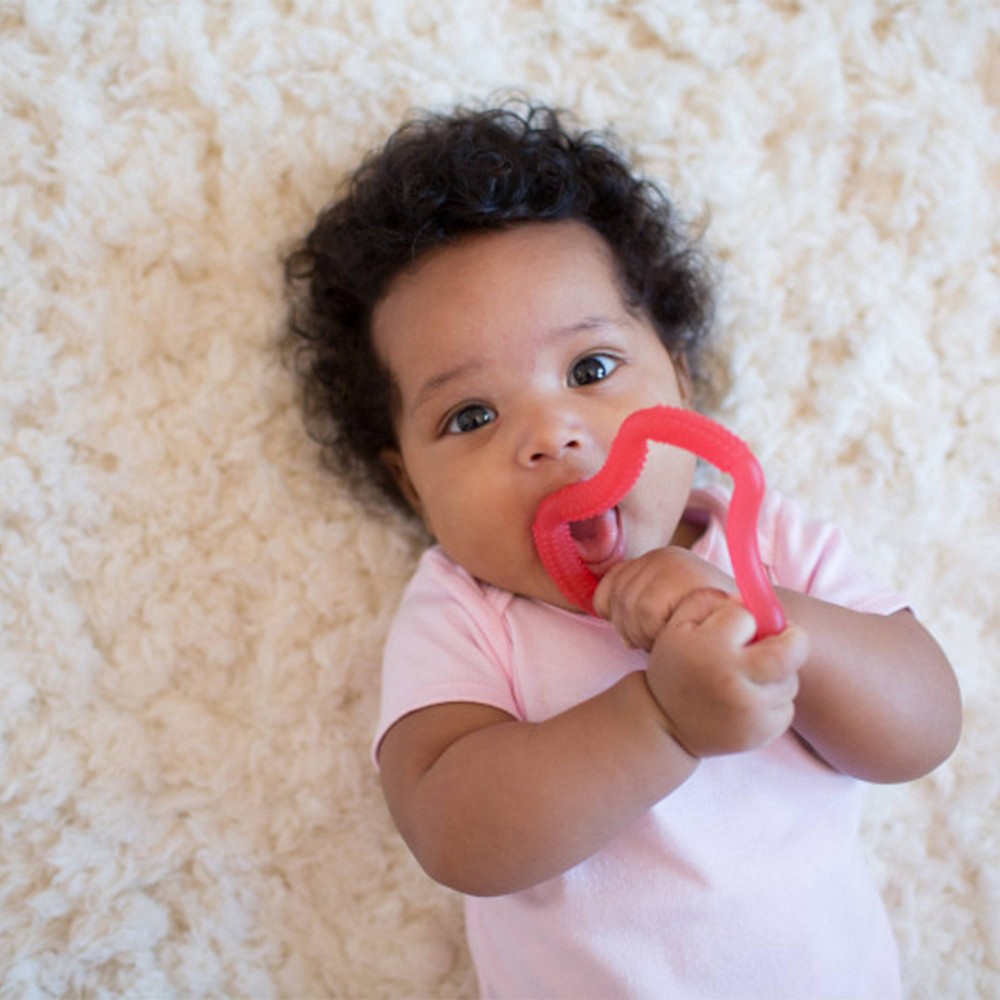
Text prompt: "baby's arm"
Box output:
[[377, 676, 695, 897], [775, 590, 960, 782], [377, 607, 803, 896]]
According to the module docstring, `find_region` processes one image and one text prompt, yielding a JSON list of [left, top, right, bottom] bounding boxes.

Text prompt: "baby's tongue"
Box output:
[[568, 508, 618, 567]]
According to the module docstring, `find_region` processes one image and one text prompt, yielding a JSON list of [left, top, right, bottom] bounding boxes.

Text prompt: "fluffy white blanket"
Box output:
[[2, 1, 998, 996]]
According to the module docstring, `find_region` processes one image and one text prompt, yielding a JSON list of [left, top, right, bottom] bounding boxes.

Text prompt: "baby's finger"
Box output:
[[668, 587, 742, 635], [760, 696, 797, 745], [591, 561, 628, 620], [619, 586, 735, 651], [744, 622, 810, 686], [594, 560, 674, 649]]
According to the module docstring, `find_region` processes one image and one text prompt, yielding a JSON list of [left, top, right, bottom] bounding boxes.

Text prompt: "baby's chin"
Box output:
[[474, 563, 588, 614], [515, 564, 606, 616]]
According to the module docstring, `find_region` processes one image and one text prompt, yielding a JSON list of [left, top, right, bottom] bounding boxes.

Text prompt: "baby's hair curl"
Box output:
[[284, 98, 715, 513]]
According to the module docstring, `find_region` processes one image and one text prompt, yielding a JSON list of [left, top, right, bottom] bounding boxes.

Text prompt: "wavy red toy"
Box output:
[[531, 406, 785, 640]]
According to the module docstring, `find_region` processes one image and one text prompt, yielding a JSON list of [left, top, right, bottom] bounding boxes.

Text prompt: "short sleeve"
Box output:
[[372, 547, 520, 766], [759, 491, 909, 616]]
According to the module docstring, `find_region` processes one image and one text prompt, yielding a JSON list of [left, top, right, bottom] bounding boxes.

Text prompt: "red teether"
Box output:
[[531, 406, 785, 640]]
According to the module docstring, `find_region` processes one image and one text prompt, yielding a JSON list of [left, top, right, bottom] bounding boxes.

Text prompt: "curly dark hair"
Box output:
[[283, 99, 715, 513]]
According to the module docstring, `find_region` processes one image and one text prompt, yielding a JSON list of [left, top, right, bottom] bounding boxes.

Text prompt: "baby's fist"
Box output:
[[593, 547, 737, 651]]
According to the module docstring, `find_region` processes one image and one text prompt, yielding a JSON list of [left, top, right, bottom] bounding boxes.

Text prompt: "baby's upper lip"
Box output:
[[547, 461, 605, 497], [530, 457, 611, 536]]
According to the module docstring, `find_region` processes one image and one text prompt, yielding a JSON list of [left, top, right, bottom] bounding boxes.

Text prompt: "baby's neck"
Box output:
[[670, 516, 705, 550]]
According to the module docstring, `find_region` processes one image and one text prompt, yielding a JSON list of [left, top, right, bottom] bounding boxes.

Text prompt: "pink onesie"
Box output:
[[374, 487, 906, 998]]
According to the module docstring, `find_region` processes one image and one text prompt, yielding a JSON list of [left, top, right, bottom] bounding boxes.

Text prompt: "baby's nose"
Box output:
[[516, 411, 586, 467]]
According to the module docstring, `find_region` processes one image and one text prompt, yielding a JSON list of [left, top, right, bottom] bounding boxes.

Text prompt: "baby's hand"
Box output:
[[593, 549, 808, 757], [647, 591, 807, 756], [593, 547, 737, 651]]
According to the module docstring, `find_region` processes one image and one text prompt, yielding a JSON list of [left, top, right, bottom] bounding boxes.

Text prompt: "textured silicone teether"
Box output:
[[531, 406, 785, 639]]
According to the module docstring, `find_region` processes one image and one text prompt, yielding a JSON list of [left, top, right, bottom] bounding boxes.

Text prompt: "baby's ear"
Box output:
[[379, 448, 425, 519], [674, 354, 694, 404]]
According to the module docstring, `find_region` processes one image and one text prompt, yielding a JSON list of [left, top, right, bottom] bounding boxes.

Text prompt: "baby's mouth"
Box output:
[[568, 507, 624, 576]]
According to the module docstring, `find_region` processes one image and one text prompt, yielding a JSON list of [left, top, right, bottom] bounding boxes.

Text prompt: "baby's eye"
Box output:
[[569, 353, 620, 387], [445, 403, 497, 434]]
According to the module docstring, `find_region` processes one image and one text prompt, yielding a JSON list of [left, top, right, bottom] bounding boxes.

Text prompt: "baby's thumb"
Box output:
[[591, 564, 624, 619], [669, 588, 741, 633]]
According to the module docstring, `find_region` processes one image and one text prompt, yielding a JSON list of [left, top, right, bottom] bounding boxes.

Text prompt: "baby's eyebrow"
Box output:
[[410, 358, 483, 416]]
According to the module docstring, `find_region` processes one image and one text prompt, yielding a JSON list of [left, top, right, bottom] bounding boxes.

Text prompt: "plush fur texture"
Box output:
[[2, 1, 998, 996]]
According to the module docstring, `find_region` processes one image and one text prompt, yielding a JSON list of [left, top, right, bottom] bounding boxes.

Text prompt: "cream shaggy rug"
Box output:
[[2, 1, 998, 996]]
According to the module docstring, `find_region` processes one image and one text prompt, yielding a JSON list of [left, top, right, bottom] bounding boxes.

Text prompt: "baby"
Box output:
[[284, 101, 961, 999]]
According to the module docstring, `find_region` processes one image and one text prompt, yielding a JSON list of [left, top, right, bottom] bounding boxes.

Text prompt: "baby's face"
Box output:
[[373, 220, 697, 610]]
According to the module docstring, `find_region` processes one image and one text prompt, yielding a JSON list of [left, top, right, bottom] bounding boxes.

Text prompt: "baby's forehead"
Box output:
[[377, 221, 621, 311], [374, 225, 628, 354]]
